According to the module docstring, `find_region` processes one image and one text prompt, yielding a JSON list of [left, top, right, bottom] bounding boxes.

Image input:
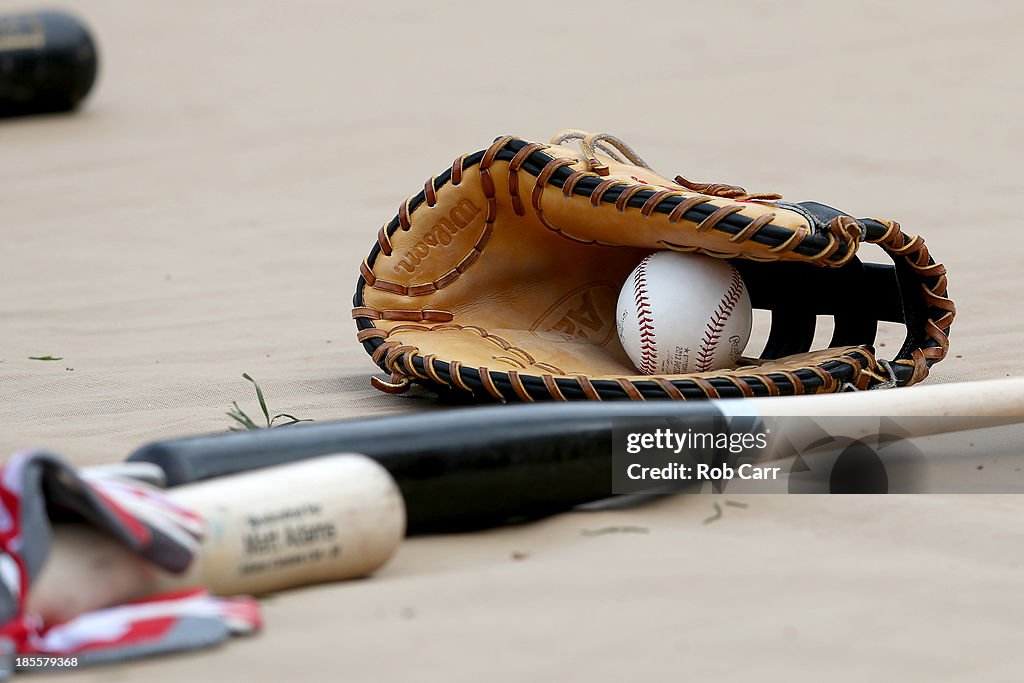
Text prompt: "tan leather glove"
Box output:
[[353, 130, 953, 401]]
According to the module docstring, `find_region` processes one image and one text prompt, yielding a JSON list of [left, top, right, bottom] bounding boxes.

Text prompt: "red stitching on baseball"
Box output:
[[694, 269, 744, 372], [634, 256, 658, 374]]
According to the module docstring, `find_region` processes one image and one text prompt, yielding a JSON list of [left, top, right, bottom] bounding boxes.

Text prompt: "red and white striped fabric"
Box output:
[[0, 450, 261, 676]]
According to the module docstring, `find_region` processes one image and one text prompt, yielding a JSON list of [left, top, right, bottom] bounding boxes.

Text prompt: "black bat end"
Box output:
[[0, 10, 99, 117]]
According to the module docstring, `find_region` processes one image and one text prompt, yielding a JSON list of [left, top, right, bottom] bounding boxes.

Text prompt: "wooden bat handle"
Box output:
[[744, 376, 1024, 417], [29, 454, 405, 624]]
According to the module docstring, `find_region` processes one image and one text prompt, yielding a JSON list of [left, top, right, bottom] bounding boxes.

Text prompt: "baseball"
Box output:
[[616, 251, 753, 375]]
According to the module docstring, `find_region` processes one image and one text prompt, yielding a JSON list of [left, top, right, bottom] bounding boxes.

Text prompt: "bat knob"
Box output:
[[0, 10, 99, 117]]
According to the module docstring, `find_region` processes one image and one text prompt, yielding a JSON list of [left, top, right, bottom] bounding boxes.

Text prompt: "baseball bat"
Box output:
[[128, 377, 1024, 533], [28, 454, 405, 625], [0, 10, 98, 117]]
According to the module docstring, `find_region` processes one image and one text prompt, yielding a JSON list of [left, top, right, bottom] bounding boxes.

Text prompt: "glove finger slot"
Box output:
[[761, 310, 817, 359], [830, 314, 879, 350], [733, 258, 905, 359]]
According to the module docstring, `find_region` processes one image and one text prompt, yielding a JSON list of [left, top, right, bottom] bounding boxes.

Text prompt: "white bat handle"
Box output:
[[716, 376, 1024, 418]]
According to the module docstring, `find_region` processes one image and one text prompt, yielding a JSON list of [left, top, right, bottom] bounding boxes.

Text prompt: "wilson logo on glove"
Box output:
[[392, 199, 481, 275]]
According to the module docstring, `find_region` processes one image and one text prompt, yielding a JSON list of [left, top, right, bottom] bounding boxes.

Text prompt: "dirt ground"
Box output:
[[3, 1, 1023, 680]]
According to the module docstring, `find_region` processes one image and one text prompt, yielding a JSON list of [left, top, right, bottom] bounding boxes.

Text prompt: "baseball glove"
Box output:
[[352, 130, 953, 401]]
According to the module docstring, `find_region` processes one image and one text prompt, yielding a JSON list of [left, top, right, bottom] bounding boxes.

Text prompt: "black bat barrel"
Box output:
[[129, 402, 727, 534], [0, 10, 98, 117]]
